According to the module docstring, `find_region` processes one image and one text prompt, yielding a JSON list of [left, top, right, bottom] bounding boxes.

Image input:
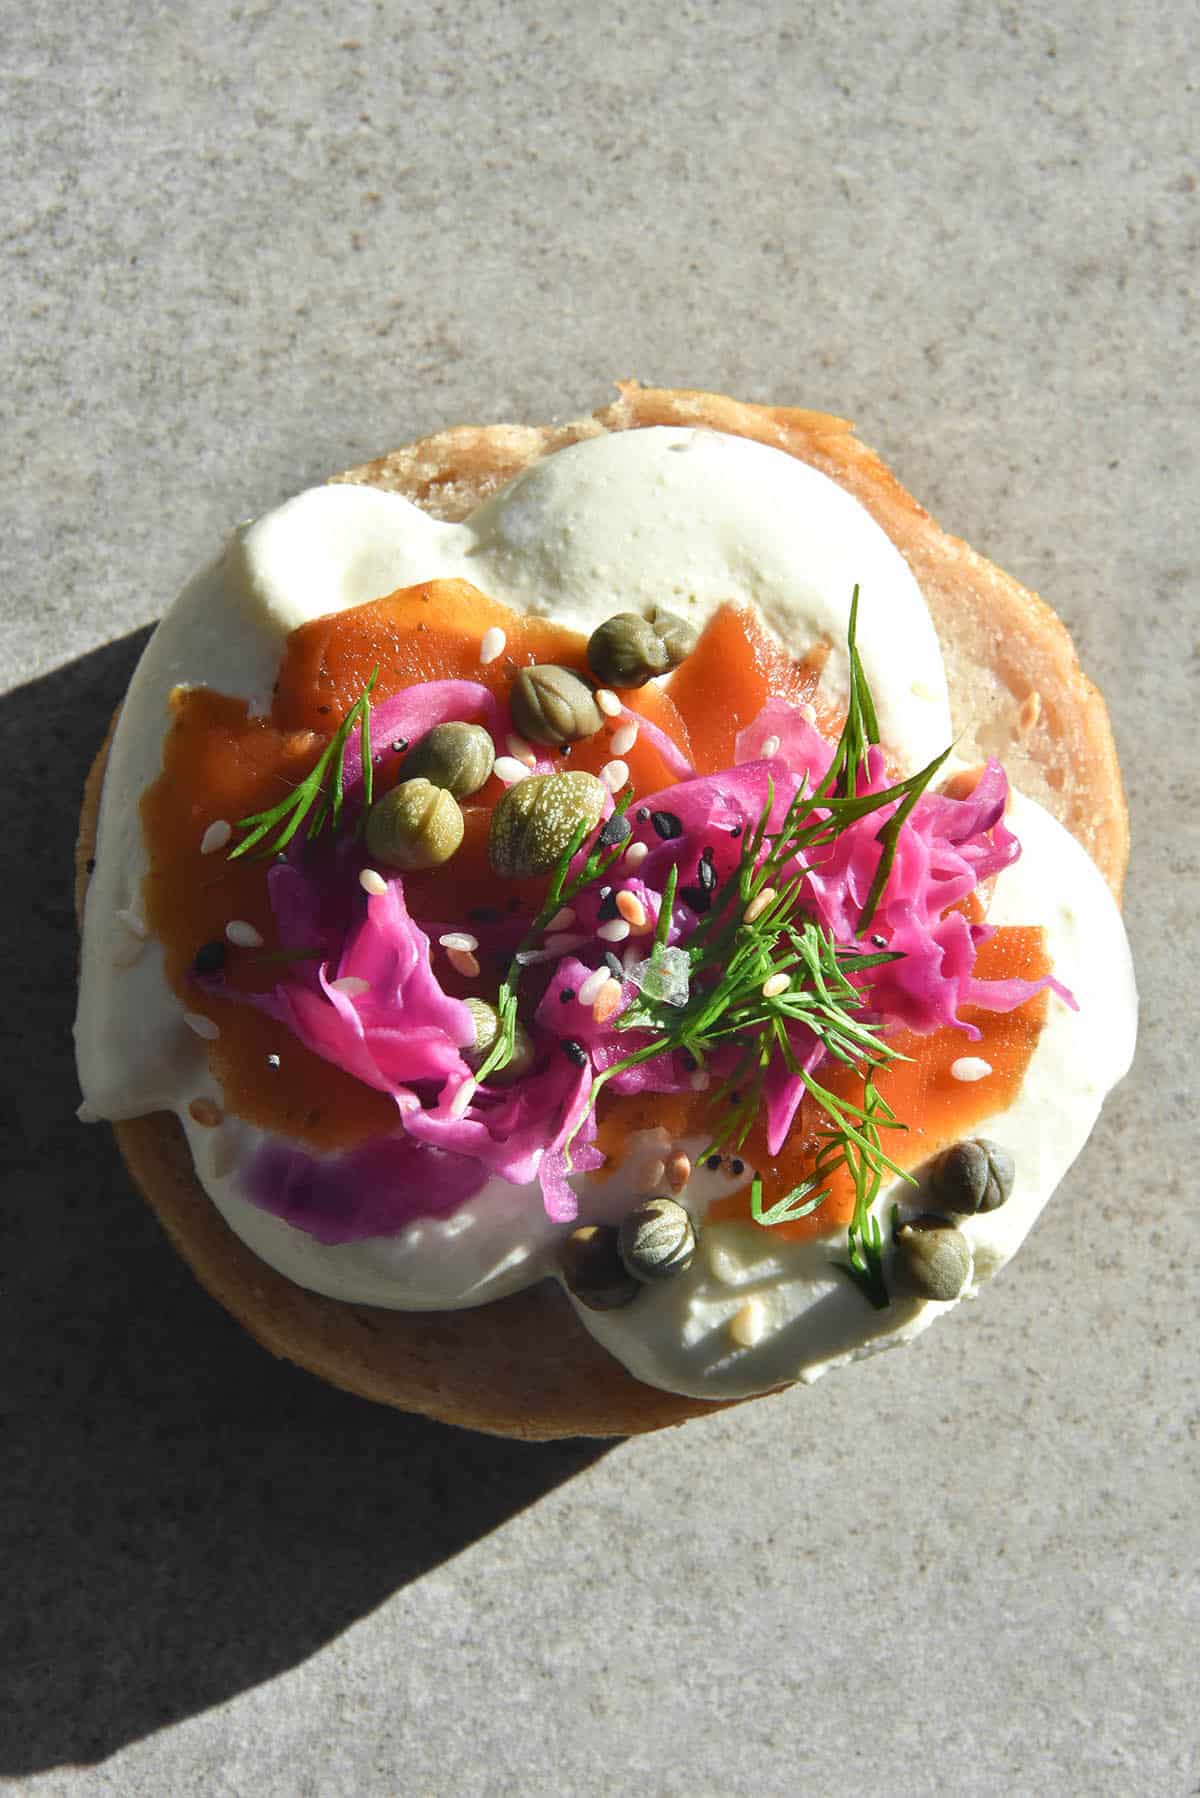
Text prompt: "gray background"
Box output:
[[3, 2, 1195, 1794]]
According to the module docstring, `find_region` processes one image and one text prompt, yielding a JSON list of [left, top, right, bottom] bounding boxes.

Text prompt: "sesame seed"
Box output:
[[447, 946, 481, 979], [667, 1152, 691, 1194], [705, 1154, 721, 1171], [950, 1057, 993, 1083], [730, 1158, 745, 1177], [360, 868, 388, 896], [743, 886, 777, 924], [493, 756, 533, 785], [621, 943, 640, 972], [226, 919, 264, 949], [623, 840, 649, 871], [439, 931, 480, 953], [762, 972, 790, 999], [597, 918, 631, 943], [645, 1158, 667, 1189], [597, 888, 621, 921], [330, 976, 370, 996], [650, 810, 683, 840], [189, 1098, 223, 1127], [689, 1069, 711, 1092], [577, 967, 610, 1006], [600, 758, 629, 792], [610, 720, 639, 756], [506, 733, 537, 768], [544, 906, 576, 933], [592, 978, 623, 1024], [184, 1011, 220, 1041], [450, 1077, 477, 1116], [729, 1296, 766, 1348], [542, 931, 587, 957], [200, 819, 232, 855], [115, 908, 148, 939], [760, 734, 781, 758], [615, 891, 648, 930], [193, 940, 226, 975], [595, 687, 621, 717], [603, 951, 624, 979], [561, 1038, 588, 1067], [559, 988, 575, 1004], [1018, 691, 1043, 735], [479, 626, 506, 665]]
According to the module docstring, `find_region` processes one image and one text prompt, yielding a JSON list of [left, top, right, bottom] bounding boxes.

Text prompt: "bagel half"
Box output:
[[75, 384, 1129, 1440]]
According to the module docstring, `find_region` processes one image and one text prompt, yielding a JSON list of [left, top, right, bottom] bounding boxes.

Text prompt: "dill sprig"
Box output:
[[228, 668, 379, 860]]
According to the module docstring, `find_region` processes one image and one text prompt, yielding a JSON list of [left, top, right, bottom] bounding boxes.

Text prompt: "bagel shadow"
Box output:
[[0, 634, 612, 1775]]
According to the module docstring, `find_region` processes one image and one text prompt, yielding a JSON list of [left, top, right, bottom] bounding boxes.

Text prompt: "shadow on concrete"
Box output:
[[0, 634, 611, 1773]]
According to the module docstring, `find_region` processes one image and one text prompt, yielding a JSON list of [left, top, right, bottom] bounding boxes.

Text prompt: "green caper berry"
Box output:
[[929, 1138, 1015, 1215], [586, 607, 699, 689], [896, 1215, 972, 1302], [399, 722, 495, 798], [618, 1196, 696, 1283], [364, 779, 464, 870], [488, 771, 606, 879], [560, 1223, 640, 1311], [510, 664, 602, 746], [462, 997, 534, 1084]]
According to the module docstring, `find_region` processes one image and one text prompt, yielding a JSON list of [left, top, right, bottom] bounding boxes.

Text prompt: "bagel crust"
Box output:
[[76, 385, 1129, 1438]]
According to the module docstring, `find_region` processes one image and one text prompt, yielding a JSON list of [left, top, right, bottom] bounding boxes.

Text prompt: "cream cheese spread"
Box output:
[[74, 427, 1137, 1400]]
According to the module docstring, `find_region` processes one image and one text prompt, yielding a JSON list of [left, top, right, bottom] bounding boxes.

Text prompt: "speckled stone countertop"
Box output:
[[3, 3, 1195, 1793]]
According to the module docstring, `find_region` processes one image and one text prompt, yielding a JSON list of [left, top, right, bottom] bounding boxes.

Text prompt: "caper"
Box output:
[[364, 779, 464, 870], [895, 1214, 972, 1302], [510, 664, 602, 746], [399, 722, 495, 798], [489, 771, 605, 879], [929, 1138, 1015, 1215], [560, 1223, 640, 1311], [462, 996, 535, 1084], [587, 607, 698, 689], [618, 1196, 696, 1283]]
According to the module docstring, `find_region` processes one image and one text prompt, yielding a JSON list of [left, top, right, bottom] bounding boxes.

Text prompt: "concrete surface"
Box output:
[[2, 2, 1195, 1793]]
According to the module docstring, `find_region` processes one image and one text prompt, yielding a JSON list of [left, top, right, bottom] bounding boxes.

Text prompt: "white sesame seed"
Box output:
[[479, 626, 506, 665], [615, 891, 648, 930], [950, 1057, 993, 1083], [330, 976, 370, 996], [760, 735, 781, 758], [597, 918, 631, 943], [449, 1077, 477, 1117], [729, 1296, 766, 1348], [226, 919, 264, 949], [115, 908, 148, 939], [689, 1068, 711, 1092], [595, 687, 622, 717], [447, 946, 481, 979], [577, 967, 610, 1006], [621, 943, 640, 972], [600, 758, 629, 792], [359, 867, 388, 896], [623, 839, 649, 871], [644, 1157, 667, 1189], [743, 886, 777, 924], [762, 972, 790, 999], [667, 1152, 691, 1194], [200, 819, 232, 855], [610, 719, 639, 756], [493, 756, 533, 785], [506, 733, 537, 768], [184, 1011, 220, 1041], [544, 906, 576, 933], [439, 931, 480, 953]]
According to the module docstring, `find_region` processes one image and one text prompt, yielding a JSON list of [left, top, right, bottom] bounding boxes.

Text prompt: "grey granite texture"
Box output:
[[2, 0, 1196, 1793]]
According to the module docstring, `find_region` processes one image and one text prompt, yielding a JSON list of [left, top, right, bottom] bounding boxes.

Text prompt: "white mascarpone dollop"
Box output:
[[74, 427, 1137, 1400]]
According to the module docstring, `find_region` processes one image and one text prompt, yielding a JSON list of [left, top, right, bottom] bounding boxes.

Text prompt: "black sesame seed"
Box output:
[[729, 824, 743, 837], [680, 885, 711, 913], [696, 856, 717, 892], [391, 738, 409, 754], [599, 812, 633, 847], [598, 888, 620, 922], [603, 951, 624, 979], [730, 1158, 745, 1177], [193, 940, 227, 976], [650, 809, 683, 840], [636, 808, 650, 822], [559, 988, 576, 1004], [705, 1154, 721, 1171], [561, 1038, 588, 1067]]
